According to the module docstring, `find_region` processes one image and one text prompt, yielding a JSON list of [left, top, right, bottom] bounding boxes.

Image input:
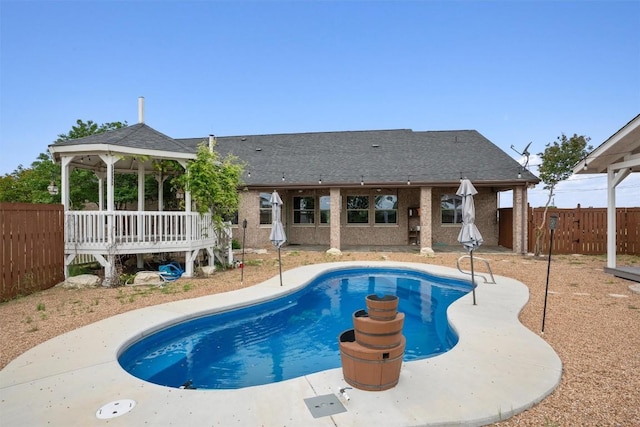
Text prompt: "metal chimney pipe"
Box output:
[[209, 134, 215, 152], [138, 97, 145, 123]]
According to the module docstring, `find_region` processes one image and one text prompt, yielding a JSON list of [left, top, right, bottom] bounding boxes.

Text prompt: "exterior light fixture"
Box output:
[[360, 176, 364, 186], [318, 175, 322, 185], [407, 175, 411, 185], [47, 181, 59, 195], [282, 172, 285, 182]]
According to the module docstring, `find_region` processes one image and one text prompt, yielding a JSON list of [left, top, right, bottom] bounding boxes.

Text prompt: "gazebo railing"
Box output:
[[65, 211, 219, 248]]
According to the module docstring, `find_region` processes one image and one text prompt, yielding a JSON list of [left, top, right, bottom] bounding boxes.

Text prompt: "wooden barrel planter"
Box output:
[[339, 329, 405, 391], [352, 310, 405, 349], [365, 294, 399, 321]]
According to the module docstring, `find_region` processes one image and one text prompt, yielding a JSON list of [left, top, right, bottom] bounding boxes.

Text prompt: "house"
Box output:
[[573, 114, 640, 283], [48, 99, 539, 281]]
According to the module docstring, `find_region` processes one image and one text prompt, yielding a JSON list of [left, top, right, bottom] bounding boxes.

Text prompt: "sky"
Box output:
[[1, 0, 638, 208]]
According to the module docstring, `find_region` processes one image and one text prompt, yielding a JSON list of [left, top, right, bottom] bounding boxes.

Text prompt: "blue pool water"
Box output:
[[118, 267, 472, 389]]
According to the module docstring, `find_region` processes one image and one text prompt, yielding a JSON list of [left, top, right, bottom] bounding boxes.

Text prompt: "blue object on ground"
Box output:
[[159, 262, 184, 282]]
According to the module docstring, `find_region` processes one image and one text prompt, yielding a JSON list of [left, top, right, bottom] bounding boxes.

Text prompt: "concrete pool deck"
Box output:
[[0, 261, 562, 426]]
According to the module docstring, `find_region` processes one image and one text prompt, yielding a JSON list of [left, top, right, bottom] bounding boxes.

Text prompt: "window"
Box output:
[[223, 211, 239, 225], [293, 196, 315, 224], [259, 192, 272, 224], [319, 196, 330, 224], [374, 194, 398, 224], [441, 194, 463, 224], [347, 195, 369, 224]]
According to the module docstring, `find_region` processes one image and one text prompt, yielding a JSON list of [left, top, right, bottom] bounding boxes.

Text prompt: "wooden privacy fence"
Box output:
[[1, 203, 65, 301], [526, 206, 639, 255]]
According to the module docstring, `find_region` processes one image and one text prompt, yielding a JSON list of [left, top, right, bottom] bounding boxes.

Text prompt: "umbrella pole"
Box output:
[[278, 246, 283, 286], [471, 250, 477, 305]]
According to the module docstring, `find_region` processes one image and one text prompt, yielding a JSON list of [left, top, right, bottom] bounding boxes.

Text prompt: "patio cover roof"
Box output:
[[572, 113, 640, 276], [574, 114, 640, 175]]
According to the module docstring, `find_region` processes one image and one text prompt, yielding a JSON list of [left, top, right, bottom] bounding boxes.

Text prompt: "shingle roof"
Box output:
[[50, 124, 538, 186], [51, 123, 192, 153], [179, 129, 539, 187]]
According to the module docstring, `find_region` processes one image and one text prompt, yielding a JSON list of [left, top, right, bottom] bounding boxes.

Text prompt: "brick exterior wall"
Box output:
[[231, 187, 499, 249]]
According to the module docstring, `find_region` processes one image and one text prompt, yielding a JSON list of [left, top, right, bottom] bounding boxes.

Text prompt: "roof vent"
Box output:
[[138, 97, 144, 124], [372, 144, 380, 148], [255, 148, 262, 152]]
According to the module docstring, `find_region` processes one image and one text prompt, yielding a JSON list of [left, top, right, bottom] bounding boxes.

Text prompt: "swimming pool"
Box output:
[[118, 267, 472, 389]]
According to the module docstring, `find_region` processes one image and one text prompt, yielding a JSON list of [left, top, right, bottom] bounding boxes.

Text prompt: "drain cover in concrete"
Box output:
[[96, 399, 136, 419], [304, 394, 347, 418]]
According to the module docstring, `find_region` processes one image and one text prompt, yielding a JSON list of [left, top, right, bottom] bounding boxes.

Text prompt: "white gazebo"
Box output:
[[48, 98, 232, 285], [574, 114, 640, 282]]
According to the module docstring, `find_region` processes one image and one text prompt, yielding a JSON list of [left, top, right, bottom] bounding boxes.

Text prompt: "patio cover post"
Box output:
[[513, 186, 528, 255], [606, 165, 631, 268], [329, 188, 341, 251], [419, 187, 434, 255], [607, 168, 616, 269]]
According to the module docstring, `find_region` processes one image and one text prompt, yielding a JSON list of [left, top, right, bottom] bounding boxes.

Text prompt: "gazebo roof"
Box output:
[[48, 123, 195, 171]]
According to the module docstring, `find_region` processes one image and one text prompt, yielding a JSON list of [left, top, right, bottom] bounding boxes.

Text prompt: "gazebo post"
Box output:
[[136, 162, 145, 269]]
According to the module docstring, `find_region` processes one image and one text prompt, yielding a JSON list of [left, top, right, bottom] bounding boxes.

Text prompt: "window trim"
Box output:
[[319, 195, 330, 225], [346, 195, 370, 225], [374, 194, 398, 225], [441, 194, 463, 225], [292, 195, 315, 225], [259, 192, 272, 225]]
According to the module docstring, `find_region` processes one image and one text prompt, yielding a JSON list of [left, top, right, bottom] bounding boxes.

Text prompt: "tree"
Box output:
[[58, 120, 129, 209], [533, 133, 592, 255], [0, 120, 128, 207], [174, 141, 244, 223], [55, 119, 127, 142], [0, 153, 60, 204]]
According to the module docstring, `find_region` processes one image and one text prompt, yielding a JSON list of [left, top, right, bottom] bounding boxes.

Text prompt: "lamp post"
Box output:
[[542, 213, 559, 334]]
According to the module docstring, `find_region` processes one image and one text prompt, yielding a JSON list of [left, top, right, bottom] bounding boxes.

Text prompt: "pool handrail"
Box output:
[[456, 255, 496, 284]]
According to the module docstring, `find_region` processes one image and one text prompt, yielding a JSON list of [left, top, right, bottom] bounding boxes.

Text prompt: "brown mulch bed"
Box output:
[[1, 250, 639, 426]]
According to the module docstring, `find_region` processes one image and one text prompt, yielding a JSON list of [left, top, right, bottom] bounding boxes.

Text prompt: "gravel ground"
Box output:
[[1, 250, 639, 426]]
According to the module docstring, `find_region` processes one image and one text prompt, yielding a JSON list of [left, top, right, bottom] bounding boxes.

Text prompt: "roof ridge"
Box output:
[[182, 129, 415, 140], [177, 129, 485, 140]]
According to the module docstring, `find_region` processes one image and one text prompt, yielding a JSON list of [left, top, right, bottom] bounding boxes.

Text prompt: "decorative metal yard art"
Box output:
[[457, 179, 484, 305], [542, 214, 559, 334], [269, 190, 286, 286]]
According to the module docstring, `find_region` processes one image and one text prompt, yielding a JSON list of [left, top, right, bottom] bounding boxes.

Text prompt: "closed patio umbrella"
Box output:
[[270, 190, 286, 286], [457, 179, 483, 305]]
